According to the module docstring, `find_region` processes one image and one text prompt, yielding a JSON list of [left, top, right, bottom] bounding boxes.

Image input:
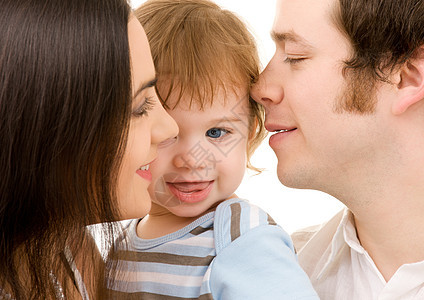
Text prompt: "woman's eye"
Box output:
[[132, 97, 155, 118], [206, 128, 229, 139]]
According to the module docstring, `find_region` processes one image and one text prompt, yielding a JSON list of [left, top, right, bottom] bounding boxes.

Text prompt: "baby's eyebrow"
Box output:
[[209, 116, 245, 125]]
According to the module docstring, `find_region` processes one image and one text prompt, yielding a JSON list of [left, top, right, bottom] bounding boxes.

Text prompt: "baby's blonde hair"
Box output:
[[135, 0, 266, 171]]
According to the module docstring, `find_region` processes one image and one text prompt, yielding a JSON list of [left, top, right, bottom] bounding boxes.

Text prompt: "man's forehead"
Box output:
[[272, 0, 338, 45], [274, 0, 336, 25]]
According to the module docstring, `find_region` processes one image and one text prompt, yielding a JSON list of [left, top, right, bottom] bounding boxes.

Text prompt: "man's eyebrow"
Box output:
[[133, 77, 157, 99], [271, 30, 313, 48]]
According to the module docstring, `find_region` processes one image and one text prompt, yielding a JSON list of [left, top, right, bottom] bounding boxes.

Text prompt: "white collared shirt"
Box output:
[[292, 208, 424, 300]]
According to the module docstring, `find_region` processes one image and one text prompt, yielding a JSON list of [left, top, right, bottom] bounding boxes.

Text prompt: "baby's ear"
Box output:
[[392, 47, 424, 115]]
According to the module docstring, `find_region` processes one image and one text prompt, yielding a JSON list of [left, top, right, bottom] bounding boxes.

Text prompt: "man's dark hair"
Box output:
[[335, 0, 424, 81]]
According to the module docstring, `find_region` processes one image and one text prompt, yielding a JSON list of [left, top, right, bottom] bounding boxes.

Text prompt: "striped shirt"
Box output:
[[107, 198, 319, 299]]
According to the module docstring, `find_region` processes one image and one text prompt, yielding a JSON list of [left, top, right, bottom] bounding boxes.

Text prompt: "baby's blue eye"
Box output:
[[206, 128, 228, 139]]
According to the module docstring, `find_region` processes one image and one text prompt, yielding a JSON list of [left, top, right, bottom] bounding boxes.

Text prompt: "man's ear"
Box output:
[[393, 47, 424, 115]]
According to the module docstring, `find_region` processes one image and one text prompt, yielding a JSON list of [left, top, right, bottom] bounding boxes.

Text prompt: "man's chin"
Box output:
[[277, 175, 299, 189], [276, 169, 296, 188], [276, 166, 315, 190]]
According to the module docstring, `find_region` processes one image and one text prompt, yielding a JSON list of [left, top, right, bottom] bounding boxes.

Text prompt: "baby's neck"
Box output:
[[136, 212, 197, 240], [136, 203, 217, 239]]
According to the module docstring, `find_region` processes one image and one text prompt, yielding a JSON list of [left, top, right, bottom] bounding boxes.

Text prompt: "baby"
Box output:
[[109, 1, 319, 299]]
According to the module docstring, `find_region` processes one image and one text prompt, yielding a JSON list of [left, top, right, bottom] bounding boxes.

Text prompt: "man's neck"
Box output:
[[352, 187, 424, 281]]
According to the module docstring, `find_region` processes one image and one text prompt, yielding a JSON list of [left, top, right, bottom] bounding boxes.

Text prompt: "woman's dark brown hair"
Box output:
[[0, 0, 132, 298]]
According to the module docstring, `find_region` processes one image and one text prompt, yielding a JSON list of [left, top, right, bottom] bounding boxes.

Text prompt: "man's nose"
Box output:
[[251, 60, 284, 107]]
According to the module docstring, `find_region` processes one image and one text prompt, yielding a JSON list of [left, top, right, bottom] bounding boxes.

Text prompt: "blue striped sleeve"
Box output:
[[210, 198, 319, 299], [214, 198, 278, 253]]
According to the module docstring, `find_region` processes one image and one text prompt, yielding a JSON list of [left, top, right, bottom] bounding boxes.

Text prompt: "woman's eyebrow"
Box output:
[[133, 77, 157, 99]]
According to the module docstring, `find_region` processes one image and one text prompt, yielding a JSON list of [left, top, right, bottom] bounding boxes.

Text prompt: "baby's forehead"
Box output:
[[188, 94, 248, 111], [157, 79, 249, 111]]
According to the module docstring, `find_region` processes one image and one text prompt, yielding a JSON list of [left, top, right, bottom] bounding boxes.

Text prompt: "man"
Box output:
[[251, 0, 424, 299]]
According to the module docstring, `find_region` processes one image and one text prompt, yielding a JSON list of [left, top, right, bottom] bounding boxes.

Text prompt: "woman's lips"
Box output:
[[136, 169, 152, 181], [136, 163, 153, 181], [167, 181, 213, 203]]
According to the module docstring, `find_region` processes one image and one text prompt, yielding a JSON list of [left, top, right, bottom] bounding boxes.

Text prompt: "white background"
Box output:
[[131, 0, 345, 233]]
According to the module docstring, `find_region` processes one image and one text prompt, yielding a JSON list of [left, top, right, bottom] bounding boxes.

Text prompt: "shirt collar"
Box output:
[[317, 209, 424, 294], [317, 208, 358, 278], [342, 211, 424, 293], [342, 210, 367, 254]]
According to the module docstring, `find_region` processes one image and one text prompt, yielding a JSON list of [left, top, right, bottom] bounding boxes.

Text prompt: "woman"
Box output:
[[0, 0, 178, 298]]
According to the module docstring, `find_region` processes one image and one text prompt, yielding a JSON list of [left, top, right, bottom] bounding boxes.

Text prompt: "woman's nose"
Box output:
[[151, 100, 179, 145]]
